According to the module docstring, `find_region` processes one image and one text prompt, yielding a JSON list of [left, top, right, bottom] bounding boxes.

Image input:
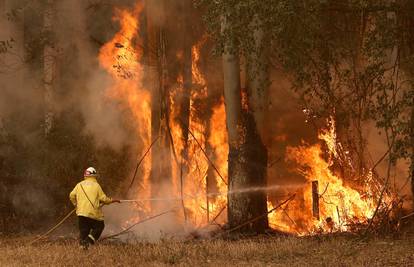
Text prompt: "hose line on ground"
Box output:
[[29, 208, 76, 245]]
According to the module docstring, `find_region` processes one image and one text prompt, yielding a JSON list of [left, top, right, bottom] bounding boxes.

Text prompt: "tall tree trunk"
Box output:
[[1, 0, 8, 141], [410, 108, 414, 205], [146, 0, 172, 212], [400, 8, 414, 207], [222, 13, 268, 233], [178, 0, 192, 171], [246, 15, 269, 143], [175, 0, 193, 222], [408, 13, 414, 207], [43, 0, 56, 136], [245, 14, 269, 229]]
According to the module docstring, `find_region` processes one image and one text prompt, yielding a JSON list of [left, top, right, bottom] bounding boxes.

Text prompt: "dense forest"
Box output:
[[0, 0, 413, 238]]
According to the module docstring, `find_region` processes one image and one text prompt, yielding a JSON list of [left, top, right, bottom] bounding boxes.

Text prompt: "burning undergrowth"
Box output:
[[268, 118, 396, 235]]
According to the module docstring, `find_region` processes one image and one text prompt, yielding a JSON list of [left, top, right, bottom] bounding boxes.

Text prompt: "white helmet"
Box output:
[[84, 167, 97, 177]]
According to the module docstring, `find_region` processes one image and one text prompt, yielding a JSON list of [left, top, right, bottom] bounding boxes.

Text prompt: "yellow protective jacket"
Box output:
[[69, 177, 112, 221]]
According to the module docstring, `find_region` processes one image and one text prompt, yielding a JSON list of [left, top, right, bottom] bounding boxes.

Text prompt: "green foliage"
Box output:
[[199, 0, 414, 173]]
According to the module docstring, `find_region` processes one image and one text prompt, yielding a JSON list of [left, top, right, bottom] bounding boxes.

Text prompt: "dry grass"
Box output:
[[1, 234, 414, 266]]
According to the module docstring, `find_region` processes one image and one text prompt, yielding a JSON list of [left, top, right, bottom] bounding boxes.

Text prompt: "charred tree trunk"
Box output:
[[222, 14, 268, 233], [221, 14, 243, 229], [146, 0, 172, 211], [203, 39, 223, 222], [177, 0, 192, 171]]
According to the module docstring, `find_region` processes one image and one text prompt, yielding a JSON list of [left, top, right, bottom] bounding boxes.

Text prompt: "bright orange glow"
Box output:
[[207, 100, 228, 223], [170, 37, 228, 227], [99, 2, 390, 235], [98, 2, 151, 213], [268, 118, 389, 234]]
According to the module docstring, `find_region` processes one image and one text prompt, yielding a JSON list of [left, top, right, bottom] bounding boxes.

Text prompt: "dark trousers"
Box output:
[[78, 216, 105, 246]]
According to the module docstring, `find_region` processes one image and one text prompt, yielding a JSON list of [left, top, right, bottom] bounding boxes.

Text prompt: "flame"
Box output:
[[268, 117, 388, 234], [98, 2, 389, 235], [173, 37, 228, 226], [191, 42, 206, 86], [98, 2, 151, 211]]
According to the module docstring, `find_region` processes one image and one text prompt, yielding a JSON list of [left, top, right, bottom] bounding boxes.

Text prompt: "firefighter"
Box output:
[[69, 167, 120, 249]]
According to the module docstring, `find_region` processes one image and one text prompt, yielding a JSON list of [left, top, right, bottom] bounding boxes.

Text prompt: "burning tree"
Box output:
[[97, 0, 230, 233], [95, 0, 410, 235], [199, 0, 413, 234], [2, 0, 414, 237], [220, 5, 269, 232]]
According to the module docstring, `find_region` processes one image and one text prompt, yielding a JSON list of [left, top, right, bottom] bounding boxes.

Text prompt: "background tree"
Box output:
[[216, 1, 269, 232], [42, 0, 57, 136], [0, 0, 131, 232]]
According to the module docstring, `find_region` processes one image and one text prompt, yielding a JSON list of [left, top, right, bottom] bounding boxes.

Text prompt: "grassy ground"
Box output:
[[1, 234, 414, 266]]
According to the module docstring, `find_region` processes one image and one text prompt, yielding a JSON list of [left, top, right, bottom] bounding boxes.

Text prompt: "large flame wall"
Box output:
[[98, 1, 390, 235]]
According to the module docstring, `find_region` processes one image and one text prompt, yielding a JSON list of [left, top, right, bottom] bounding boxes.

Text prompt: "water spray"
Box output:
[[119, 184, 305, 203], [29, 184, 304, 244]]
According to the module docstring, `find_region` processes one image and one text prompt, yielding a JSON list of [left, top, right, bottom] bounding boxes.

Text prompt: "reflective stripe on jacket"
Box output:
[[69, 176, 112, 221]]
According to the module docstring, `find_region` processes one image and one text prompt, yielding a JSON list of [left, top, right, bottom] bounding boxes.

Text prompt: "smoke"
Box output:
[[364, 122, 411, 206], [0, 1, 39, 126], [1, 0, 411, 236], [53, 0, 136, 151], [0, 0, 140, 224], [103, 204, 185, 242], [266, 68, 412, 207], [79, 70, 132, 150], [104, 176, 188, 241], [267, 69, 318, 188], [11, 182, 53, 216], [0, 0, 138, 149]]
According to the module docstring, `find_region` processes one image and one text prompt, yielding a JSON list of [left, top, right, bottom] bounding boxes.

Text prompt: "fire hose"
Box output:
[[29, 185, 296, 244], [118, 185, 297, 203], [29, 195, 220, 245], [29, 208, 76, 245], [101, 208, 177, 240], [28, 191, 232, 245], [28, 201, 177, 245]]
